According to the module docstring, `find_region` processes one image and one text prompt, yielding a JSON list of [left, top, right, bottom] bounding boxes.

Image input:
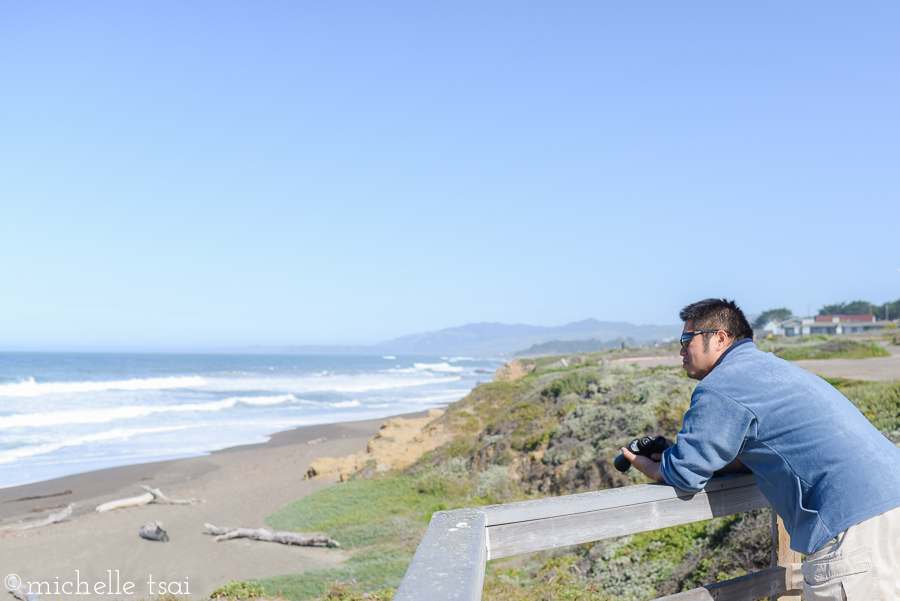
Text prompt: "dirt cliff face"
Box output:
[[492, 359, 536, 382], [306, 409, 450, 481]]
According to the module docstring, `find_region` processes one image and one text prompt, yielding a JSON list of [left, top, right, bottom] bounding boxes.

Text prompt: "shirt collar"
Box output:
[[713, 337, 753, 369]]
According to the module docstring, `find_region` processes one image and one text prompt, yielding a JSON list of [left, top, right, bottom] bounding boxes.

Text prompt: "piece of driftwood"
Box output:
[[94, 492, 154, 513], [139, 485, 204, 504], [2, 503, 74, 531], [204, 523, 340, 547], [1, 489, 72, 504], [95, 486, 204, 512], [140, 521, 169, 542]]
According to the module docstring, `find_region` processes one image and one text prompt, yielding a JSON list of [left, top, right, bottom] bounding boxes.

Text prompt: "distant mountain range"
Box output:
[[240, 319, 681, 357]]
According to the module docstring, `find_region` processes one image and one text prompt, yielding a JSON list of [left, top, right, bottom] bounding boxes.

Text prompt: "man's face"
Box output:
[[680, 320, 719, 380]]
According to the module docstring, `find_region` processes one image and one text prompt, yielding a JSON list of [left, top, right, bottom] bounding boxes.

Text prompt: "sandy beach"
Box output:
[[0, 416, 408, 600]]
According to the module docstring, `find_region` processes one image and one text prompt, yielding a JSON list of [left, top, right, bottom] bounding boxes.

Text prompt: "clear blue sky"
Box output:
[[2, 2, 898, 351]]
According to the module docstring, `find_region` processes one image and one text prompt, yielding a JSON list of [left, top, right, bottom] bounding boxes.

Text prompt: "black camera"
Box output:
[[614, 435, 669, 473]]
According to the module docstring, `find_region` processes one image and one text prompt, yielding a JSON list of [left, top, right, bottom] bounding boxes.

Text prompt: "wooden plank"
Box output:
[[394, 508, 488, 601], [483, 474, 759, 527], [396, 477, 781, 601], [486, 480, 769, 559], [770, 515, 802, 601], [655, 564, 801, 601]]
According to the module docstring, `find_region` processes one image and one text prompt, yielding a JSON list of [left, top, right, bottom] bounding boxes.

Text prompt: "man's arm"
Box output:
[[622, 446, 746, 484]]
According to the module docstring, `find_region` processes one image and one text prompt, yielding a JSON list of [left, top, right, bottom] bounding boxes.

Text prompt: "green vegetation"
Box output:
[[254, 552, 403, 600], [752, 307, 792, 329], [826, 377, 900, 443], [210, 580, 268, 600], [268, 477, 446, 548], [819, 299, 875, 316], [258, 477, 452, 598], [819, 298, 900, 320], [217, 345, 900, 601], [757, 335, 890, 360]]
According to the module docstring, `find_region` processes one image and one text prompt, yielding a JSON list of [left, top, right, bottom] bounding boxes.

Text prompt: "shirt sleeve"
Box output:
[[660, 387, 756, 492]]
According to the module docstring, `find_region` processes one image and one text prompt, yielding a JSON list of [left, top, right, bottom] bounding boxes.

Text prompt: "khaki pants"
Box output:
[[802, 505, 900, 601]]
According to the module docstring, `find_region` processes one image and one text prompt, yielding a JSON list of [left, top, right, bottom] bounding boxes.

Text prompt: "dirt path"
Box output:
[[791, 341, 900, 382]]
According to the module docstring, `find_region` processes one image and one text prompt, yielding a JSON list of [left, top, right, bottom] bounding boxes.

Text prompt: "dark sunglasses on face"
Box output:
[[680, 330, 731, 349]]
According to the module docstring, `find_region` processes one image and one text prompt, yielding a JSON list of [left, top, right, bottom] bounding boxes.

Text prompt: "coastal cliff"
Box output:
[[257, 338, 900, 600]]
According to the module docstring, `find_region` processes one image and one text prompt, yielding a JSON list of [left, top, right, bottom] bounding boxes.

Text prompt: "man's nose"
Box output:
[[680, 346, 687, 356]]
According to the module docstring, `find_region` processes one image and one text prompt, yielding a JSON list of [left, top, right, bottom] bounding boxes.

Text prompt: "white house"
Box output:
[[769, 314, 894, 336]]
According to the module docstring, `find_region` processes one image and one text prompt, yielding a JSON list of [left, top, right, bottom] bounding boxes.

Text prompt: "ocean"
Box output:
[[0, 352, 503, 489]]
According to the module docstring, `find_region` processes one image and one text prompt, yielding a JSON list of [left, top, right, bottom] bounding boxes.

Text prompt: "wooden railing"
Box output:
[[395, 474, 803, 601]]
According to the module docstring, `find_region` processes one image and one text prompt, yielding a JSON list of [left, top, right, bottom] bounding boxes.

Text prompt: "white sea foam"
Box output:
[[382, 356, 396, 360], [0, 394, 299, 429], [202, 373, 460, 394], [385, 362, 465, 374], [238, 394, 298, 406], [0, 376, 207, 397], [330, 400, 362, 408], [0, 425, 191, 464]]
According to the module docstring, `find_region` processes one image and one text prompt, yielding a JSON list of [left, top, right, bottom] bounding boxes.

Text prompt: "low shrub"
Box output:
[[777, 339, 889, 360], [210, 580, 267, 600]]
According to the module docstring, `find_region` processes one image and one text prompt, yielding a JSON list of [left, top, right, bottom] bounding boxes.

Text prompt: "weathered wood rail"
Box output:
[[395, 474, 803, 601]]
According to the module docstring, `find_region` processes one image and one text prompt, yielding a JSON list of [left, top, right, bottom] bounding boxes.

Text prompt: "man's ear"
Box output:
[[715, 330, 731, 350]]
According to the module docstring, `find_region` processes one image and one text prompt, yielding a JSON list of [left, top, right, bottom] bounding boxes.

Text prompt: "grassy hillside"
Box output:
[[229, 347, 900, 601]]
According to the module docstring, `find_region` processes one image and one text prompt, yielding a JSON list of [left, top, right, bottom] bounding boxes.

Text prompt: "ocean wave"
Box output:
[[0, 376, 207, 398], [384, 362, 465, 374], [330, 400, 362, 408], [202, 373, 460, 394], [0, 394, 299, 430], [239, 394, 298, 406], [0, 425, 190, 464]]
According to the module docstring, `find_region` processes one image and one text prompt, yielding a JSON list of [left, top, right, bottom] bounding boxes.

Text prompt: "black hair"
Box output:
[[679, 298, 754, 349]]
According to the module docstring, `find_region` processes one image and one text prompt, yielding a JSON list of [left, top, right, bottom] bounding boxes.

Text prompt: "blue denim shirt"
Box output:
[[660, 341, 900, 554]]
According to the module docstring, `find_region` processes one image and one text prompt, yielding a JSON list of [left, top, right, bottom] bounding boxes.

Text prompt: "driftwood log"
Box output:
[[2, 503, 74, 532], [205, 523, 340, 547], [1, 489, 71, 504], [95, 486, 204, 513]]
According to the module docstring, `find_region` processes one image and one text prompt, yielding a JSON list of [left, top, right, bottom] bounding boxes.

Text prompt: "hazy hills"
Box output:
[[250, 319, 681, 357]]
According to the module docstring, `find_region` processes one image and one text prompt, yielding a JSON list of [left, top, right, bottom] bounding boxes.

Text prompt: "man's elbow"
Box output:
[[660, 468, 707, 492]]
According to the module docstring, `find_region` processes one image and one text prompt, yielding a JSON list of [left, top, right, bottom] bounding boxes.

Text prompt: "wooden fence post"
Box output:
[[770, 513, 802, 601]]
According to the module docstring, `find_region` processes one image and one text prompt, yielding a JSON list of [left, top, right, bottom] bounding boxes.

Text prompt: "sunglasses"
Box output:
[[680, 330, 730, 348]]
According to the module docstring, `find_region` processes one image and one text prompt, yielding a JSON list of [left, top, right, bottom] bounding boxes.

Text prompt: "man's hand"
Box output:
[[621, 445, 666, 483]]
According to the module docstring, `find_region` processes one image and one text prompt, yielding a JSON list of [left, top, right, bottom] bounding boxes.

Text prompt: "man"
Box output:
[[622, 298, 900, 600]]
